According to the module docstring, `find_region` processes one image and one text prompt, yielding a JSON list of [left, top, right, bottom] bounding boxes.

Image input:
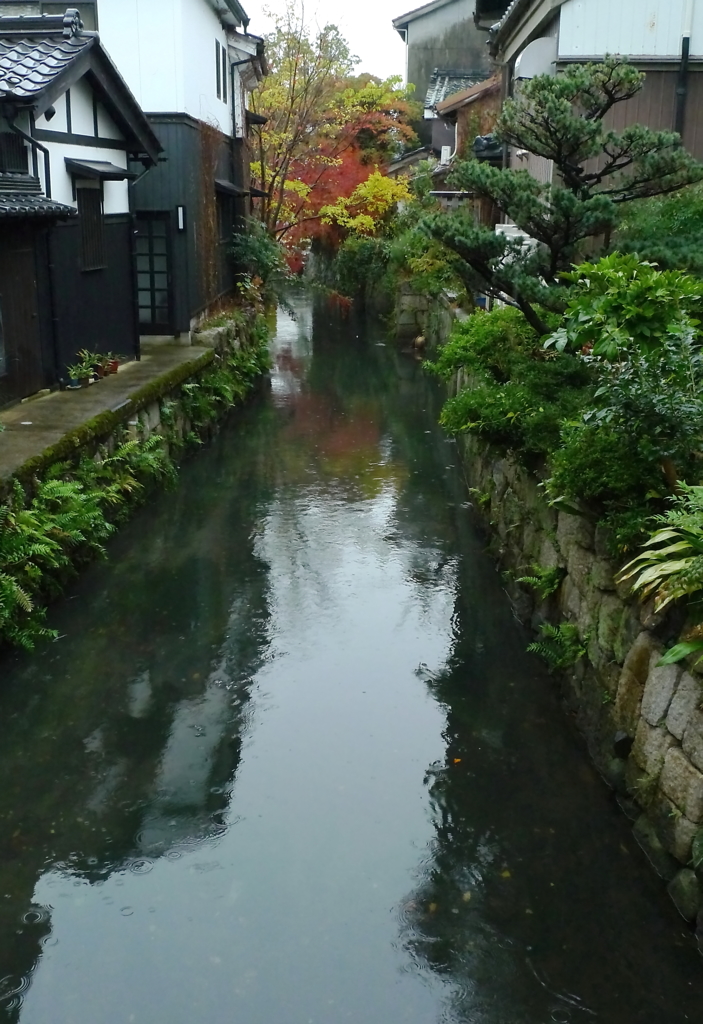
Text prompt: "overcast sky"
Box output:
[[249, 1, 409, 82]]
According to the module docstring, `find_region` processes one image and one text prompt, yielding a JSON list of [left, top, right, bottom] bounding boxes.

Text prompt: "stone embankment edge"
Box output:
[[4, 349, 216, 496], [458, 431, 703, 936]]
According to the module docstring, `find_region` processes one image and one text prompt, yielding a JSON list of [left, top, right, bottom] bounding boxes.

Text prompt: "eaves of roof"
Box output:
[[435, 75, 500, 114], [492, 0, 533, 43], [209, 0, 250, 30], [392, 0, 459, 33], [491, 0, 566, 52], [0, 192, 76, 218]]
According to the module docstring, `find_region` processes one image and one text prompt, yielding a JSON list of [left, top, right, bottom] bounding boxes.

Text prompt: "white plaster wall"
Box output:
[[178, 0, 231, 131], [38, 141, 129, 213], [68, 77, 96, 136], [34, 92, 68, 134], [559, 0, 703, 58], [96, 102, 124, 140], [98, 0, 231, 127], [97, 0, 184, 113]]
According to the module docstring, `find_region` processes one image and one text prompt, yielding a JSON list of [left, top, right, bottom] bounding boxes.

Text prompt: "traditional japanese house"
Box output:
[[0, 6, 161, 407], [490, 0, 703, 180]]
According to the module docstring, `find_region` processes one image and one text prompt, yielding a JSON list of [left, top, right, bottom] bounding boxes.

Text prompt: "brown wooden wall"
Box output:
[[602, 68, 703, 160]]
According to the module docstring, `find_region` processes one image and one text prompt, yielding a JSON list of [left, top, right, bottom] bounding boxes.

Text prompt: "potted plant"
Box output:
[[78, 349, 103, 378], [105, 353, 120, 374], [65, 364, 83, 390]]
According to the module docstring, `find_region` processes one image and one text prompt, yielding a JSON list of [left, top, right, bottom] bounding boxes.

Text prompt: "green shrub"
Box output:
[[387, 228, 465, 299], [230, 220, 289, 295], [546, 253, 703, 359], [432, 308, 592, 458], [332, 235, 391, 298], [431, 306, 543, 380], [615, 182, 703, 277]]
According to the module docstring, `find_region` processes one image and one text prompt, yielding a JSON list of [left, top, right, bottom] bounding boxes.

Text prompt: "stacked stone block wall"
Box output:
[[459, 433, 703, 933]]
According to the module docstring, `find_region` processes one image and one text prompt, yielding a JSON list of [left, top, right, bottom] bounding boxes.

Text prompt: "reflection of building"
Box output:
[[0, 8, 161, 406], [392, 0, 499, 144], [0, 439, 274, 1011]]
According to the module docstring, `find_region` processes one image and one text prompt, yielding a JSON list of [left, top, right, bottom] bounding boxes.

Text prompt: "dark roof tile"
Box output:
[[0, 28, 93, 101], [0, 191, 76, 218], [424, 69, 487, 111]]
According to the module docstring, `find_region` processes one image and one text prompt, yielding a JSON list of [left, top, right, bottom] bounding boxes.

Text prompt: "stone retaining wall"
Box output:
[[459, 433, 703, 935], [394, 282, 455, 343]]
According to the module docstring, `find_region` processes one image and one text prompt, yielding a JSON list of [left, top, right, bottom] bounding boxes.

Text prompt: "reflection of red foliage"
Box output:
[[285, 391, 381, 457], [276, 348, 306, 376], [327, 292, 353, 316]]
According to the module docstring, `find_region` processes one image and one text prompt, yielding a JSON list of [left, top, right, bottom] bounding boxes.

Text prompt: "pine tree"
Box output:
[[423, 58, 703, 334]]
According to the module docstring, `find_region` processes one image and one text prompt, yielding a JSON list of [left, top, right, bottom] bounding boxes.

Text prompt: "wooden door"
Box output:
[[0, 225, 45, 406]]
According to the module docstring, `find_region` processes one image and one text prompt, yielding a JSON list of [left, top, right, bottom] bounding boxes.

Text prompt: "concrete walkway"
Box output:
[[0, 345, 211, 484]]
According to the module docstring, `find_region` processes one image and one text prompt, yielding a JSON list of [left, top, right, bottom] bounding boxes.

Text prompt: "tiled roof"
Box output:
[[424, 69, 487, 111], [0, 192, 76, 218], [0, 173, 76, 218], [492, 0, 533, 44], [0, 12, 94, 102], [435, 75, 501, 114]]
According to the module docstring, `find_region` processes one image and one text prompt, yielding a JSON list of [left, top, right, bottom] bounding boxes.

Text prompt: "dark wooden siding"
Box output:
[[50, 214, 138, 372], [133, 116, 241, 333], [131, 116, 238, 333], [0, 223, 52, 407], [131, 118, 200, 333]]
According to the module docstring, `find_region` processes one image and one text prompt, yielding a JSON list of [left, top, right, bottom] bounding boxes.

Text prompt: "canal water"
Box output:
[[1, 295, 702, 1023]]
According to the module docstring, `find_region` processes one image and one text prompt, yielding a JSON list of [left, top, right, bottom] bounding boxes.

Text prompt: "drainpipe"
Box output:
[[8, 117, 52, 197], [675, 0, 696, 138]]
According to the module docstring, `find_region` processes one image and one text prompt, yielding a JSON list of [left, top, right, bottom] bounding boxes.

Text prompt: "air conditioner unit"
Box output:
[[440, 145, 452, 164]]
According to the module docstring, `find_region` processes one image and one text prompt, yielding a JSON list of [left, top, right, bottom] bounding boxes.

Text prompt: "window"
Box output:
[[216, 38, 228, 102], [0, 132, 28, 173], [76, 182, 106, 271]]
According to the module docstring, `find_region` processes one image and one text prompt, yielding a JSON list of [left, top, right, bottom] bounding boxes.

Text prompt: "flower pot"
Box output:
[[66, 378, 81, 390], [79, 376, 91, 388], [92, 364, 105, 378], [108, 360, 120, 374]]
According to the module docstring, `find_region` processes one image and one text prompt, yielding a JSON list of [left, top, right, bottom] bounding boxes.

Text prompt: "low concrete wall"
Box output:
[[0, 313, 264, 500], [460, 433, 703, 933]]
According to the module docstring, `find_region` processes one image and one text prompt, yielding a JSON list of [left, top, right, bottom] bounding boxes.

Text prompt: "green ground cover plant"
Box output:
[[527, 622, 588, 670], [0, 322, 271, 652]]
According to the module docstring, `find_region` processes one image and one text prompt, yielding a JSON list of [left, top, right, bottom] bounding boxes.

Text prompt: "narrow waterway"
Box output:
[[1, 295, 702, 1024]]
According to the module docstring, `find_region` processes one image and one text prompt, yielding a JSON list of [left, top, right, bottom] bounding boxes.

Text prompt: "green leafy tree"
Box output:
[[422, 58, 703, 334], [615, 181, 703, 276]]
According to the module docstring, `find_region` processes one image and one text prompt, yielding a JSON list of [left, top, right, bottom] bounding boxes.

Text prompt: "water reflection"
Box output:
[[0, 385, 274, 1018], [0, 296, 701, 1023]]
